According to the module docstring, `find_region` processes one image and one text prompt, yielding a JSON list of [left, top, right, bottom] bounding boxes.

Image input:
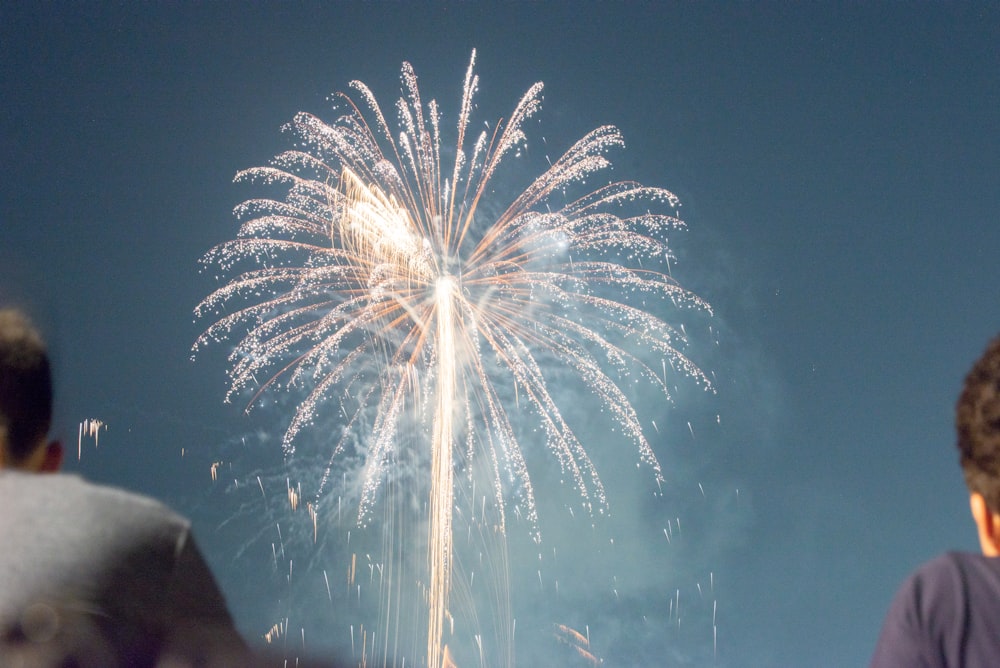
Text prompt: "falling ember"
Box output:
[[554, 624, 601, 666], [77, 418, 105, 460], [195, 50, 711, 666], [308, 502, 318, 543], [263, 619, 287, 644]]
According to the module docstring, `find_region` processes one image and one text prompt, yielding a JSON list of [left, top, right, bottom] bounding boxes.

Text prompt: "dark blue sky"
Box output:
[[3, 3, 998, 666]]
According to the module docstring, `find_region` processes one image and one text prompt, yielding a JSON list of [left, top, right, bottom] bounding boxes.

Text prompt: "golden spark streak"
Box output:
[[428, 276, 458, 668]]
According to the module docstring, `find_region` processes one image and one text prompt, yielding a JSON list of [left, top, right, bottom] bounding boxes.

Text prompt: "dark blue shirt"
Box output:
[[871, 552, 1000, 667]]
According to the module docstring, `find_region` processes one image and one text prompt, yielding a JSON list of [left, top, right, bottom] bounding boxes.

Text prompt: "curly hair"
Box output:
[[0, 308, 52, 463], [957, 335, 1000, 512]]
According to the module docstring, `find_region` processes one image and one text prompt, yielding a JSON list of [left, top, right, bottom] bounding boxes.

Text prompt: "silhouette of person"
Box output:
[[872, 334, 1000, 666], [0, 306, 249, 666]]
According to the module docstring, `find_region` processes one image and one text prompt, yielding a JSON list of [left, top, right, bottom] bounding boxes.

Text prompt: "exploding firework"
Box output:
[[195, 51, 711, 667]]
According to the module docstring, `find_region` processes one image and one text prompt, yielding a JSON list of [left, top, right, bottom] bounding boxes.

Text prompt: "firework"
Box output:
[[195, 51, 710, 666]]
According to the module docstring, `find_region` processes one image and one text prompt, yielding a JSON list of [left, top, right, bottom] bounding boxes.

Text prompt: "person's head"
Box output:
[[0, 308, 62, 471], [957, 334, 1000, 555]]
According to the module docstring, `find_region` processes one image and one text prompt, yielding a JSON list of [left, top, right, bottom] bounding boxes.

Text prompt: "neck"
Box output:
[[0, 440, 61, 473]]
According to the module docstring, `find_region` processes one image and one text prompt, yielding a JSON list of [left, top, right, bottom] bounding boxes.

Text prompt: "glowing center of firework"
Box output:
[[435, 274, 457, 301]]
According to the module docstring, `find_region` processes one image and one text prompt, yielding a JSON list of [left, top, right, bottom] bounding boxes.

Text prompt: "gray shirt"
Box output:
[[0, 471, 245, 666]]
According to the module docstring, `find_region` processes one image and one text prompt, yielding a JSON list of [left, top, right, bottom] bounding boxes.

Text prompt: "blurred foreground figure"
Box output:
[[871, 334, 1000, 667], [0, 307, 249, 667]]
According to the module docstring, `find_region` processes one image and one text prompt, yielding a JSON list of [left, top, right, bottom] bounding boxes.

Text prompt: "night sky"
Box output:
[[3, 3, 999, 666]]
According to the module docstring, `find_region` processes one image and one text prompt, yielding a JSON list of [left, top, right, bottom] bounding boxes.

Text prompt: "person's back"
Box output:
[[871, 551, 1000, 666], [0, 307, 247, 666], [0, 470, 244, 665]]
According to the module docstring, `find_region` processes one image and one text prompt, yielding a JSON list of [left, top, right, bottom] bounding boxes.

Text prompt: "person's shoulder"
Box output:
[[900, 551, 968, 588], [898, 551, 1000, 610], [918, 551, 970, 573], [77, 477, 190, 527], [916, 551, 1000, 579], [0, 469, 91, 499], [872, 552, 1000, 668], [0, 471, 189, 529]]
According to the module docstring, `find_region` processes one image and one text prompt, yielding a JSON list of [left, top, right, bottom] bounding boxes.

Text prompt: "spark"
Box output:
[[263, 618, 287, 644], [195, 51, 710, 667], [308, 502, 318, 543], [77, 418, 105, 460]]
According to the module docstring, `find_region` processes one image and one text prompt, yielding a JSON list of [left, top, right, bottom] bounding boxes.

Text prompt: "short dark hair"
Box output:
[[957, 335, 1000, 512], [0, 308, 53, 462]]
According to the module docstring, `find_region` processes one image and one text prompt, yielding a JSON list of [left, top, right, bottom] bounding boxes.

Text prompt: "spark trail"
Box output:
[[195, 51, 711, 666]]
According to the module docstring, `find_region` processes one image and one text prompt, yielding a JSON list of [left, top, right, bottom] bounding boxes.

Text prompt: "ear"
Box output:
[[38, 440, 63, 473]]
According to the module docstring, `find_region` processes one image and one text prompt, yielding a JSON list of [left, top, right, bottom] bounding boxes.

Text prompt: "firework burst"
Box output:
[[195, 51, 711, 667]]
